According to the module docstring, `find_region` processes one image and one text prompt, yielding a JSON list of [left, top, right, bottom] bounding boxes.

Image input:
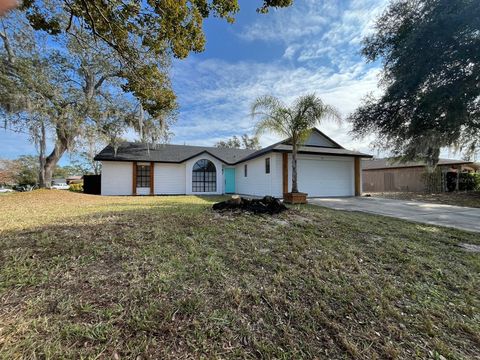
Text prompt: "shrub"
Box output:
[[69, 183, 83, 192], [459, 173, 480, 191]]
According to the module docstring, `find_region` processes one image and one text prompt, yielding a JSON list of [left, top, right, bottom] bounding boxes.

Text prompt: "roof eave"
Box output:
[[286, 149, 373, 158], [94, 149, 245, 165], [232, 148, 373, 165]]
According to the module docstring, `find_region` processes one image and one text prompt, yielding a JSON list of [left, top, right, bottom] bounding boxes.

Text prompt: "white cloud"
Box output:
[[239, 0, 331, 43], [171, 56, 381, 152], [168, 0, 391, 154], [239, 0, 388, 68]]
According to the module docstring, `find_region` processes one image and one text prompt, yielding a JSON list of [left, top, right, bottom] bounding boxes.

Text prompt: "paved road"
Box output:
[[309, 197, 480, 233]]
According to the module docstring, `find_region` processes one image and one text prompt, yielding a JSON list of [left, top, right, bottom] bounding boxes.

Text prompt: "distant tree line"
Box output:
[[215, 134, 261, 150], [0, 155, 90, 186], [1, 1, 293, 188]]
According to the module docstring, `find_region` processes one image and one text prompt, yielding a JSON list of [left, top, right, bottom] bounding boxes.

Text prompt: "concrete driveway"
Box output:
[[309, 196, 480, 233]]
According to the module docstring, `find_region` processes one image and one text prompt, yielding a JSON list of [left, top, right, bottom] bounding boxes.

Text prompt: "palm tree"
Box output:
[[251, 94, 340, 194]]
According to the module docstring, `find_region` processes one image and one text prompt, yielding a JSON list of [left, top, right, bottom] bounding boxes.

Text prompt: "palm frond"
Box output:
[[251, 95, 291, 138], [251, 92, 341, 145], [250, 95, 284, 119], [251, 93, 340, 194], [292, 94, 341, 145]]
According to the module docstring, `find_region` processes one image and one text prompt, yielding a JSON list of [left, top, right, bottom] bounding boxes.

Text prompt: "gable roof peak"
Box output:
[[280, 127, 344, 149]]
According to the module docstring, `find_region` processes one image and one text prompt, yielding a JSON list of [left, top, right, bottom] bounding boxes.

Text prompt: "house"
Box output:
[[362, 158, 480, 193], [94, 129, 372, 197], [66, 175, 83, 185]]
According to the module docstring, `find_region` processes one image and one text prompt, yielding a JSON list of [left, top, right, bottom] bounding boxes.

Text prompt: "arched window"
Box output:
[[192, 159, 216, 192]]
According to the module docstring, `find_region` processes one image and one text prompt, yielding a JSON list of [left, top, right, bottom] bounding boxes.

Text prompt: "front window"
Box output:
[[192, 159, 216, 192], [265, 158, 270, 174], [136, 164, 151, 187], [244, 164, 248, 177]]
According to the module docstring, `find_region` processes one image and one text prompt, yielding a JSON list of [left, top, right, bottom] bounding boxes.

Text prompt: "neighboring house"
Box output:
[[362, 158, 480, 193], [94, 129, 372, 197], [52, 176, 83, 186], [66, 176, 83, 185]]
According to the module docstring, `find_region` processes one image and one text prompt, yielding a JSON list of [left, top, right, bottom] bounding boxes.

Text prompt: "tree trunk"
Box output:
[[38, 121, 47, 188], [291, 141, 298, 193], [455, 168, 460, 191], [42, 141, 67, 188], [94, 161, 101, 175]]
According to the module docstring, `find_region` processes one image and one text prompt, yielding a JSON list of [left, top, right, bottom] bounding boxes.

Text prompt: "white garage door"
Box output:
[[295, 157, 354, 197]]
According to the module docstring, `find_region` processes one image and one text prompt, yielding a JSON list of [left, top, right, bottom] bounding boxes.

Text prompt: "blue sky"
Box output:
[[0, 0, 390, 163], [170, 0, 388, 151]]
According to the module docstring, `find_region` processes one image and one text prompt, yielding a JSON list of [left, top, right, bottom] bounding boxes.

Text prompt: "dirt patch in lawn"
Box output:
[[212, 196, 287, 214]]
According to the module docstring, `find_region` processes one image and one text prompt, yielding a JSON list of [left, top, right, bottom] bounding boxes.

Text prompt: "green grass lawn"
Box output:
[[1, 191, 479, 359]]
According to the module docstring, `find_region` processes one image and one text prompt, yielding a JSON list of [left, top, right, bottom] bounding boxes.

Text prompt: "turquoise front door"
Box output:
[[224, 168, 235, 193]]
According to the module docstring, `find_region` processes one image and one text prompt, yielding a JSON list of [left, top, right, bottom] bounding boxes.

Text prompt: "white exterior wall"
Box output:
[[235, 153, 282, 197], [272, 153, 283, 196], [101, 157, 222, 196], [154, 163, 186, 194], [100, 152, 356, 197], [288, 154, 354, 197], [101, 161, 132, 196], [185, 153, 224, 195]]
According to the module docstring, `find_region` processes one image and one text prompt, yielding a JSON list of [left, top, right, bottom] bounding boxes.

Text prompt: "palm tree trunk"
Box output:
[[291, 142, 298, 193]]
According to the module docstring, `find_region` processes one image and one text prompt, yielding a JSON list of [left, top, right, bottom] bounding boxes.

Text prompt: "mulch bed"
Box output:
[[212, 196, 287, 214]]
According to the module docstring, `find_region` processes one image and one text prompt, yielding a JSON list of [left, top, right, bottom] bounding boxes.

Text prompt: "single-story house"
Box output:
[[362, 158, 480, 192], [94, 128, 372, 197]]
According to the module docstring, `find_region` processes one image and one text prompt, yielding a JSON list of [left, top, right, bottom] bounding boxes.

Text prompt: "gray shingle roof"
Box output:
[[94, 142, 257, 165], [95, 129, 373, 165], [235, 143, 371, 163], [95, 141, 372, 165], [362, 158, 475, 170]]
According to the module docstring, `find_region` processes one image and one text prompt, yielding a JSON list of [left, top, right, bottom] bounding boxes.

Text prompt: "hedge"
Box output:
[[459, 173, 480, 191]]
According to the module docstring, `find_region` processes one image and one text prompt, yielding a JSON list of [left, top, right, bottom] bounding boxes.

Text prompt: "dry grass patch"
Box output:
[[0, 191, 479, 359]]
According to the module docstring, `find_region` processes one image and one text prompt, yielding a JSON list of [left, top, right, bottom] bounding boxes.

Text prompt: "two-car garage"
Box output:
[[288, 155, 355, 197]]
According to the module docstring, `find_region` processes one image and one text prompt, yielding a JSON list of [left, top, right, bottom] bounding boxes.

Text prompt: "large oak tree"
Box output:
[[350, 0, 480, 166], [0, 14, 175, 186], [16, 0, 293, 122], [1, 1, 293, 186], [20, 1, 293, 71]]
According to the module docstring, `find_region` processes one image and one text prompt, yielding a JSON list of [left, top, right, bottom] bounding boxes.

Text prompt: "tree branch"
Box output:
[[94, 71, 121, 90], [0, 21, 15, 64]]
